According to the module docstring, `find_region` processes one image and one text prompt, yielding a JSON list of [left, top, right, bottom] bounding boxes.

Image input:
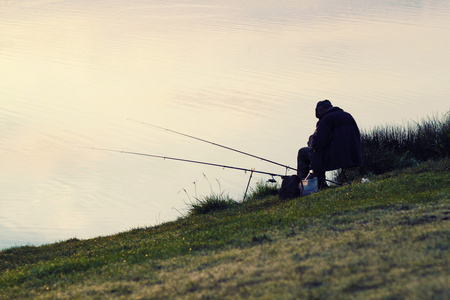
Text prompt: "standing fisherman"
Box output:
[[297, 100, 363, 188]]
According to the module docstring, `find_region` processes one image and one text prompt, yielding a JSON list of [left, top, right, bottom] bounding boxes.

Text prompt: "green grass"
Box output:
[[1, 159, 449, 299]]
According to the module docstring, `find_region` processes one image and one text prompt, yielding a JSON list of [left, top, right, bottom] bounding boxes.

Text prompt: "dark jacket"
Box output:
[[309, 107, 362, 171]]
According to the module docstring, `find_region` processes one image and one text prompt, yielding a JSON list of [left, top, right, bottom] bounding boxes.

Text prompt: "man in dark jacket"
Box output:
[[297, 100, 362, 188]]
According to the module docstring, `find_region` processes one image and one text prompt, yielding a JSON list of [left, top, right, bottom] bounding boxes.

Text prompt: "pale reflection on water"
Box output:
[[1, 0, 449, 249]]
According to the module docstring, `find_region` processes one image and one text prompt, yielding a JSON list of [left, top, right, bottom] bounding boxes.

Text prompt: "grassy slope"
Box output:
[[1, 159, 449, 299]]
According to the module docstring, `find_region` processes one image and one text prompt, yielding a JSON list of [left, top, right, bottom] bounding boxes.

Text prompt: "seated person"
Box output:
[[297, 100, 363, 188]]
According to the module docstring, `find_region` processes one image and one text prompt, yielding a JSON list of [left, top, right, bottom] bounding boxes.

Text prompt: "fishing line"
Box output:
[[128, 118, 296, 172], [81, 147, 286, 178]]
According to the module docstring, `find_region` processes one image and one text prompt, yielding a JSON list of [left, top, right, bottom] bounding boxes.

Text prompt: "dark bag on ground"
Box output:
[[279, 175, 300, 200]]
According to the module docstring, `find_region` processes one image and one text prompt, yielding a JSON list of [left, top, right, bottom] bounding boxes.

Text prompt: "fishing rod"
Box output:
[[82, 147, 286, 178], [128, 118, 297, 172], [127, 119, 343, 186]]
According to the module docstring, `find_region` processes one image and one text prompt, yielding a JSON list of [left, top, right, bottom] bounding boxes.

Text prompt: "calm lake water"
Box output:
[[1, 0, 449, 250]]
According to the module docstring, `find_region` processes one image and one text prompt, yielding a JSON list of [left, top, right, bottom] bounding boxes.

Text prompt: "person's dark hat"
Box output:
[[315, 100, 332, 118]]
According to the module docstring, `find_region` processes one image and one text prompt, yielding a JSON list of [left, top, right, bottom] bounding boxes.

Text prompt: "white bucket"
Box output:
[[300, 177, 318, 196]]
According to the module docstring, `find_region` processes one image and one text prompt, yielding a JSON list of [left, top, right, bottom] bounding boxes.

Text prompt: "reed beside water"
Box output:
[[334, 111, 450, 182]]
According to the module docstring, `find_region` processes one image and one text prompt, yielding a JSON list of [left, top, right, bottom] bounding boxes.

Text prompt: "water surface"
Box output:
[[1, 0, 449, 249]]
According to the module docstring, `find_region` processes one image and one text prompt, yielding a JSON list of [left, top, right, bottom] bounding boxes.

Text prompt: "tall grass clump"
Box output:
[[335, 112, 449, 180], [245, 180, 279, 201], [187, 180, 279, 215], [183, 176, 237, 215], [187, 192, 237, 215]]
